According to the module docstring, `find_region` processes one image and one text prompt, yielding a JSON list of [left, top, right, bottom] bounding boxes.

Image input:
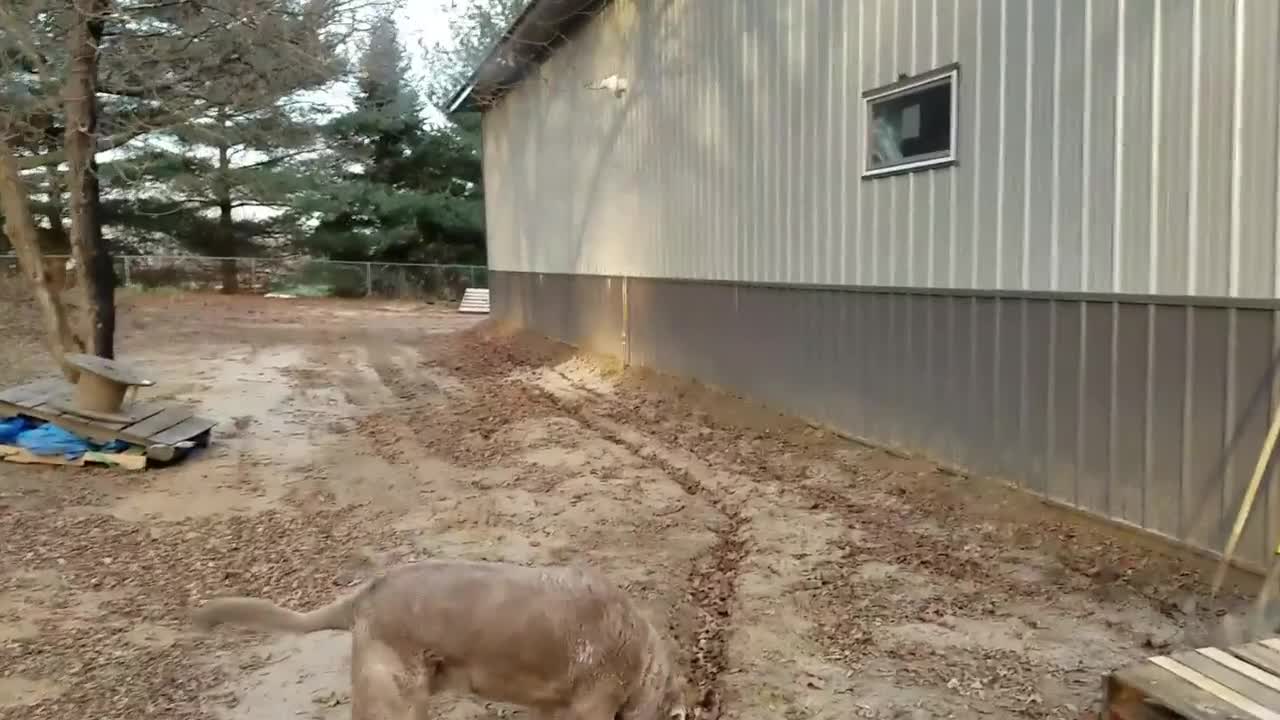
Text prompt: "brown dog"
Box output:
[[192, 559, 692, 720]]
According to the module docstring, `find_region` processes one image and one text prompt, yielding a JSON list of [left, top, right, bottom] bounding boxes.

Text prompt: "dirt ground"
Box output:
[[0, 289, 1259, 720]]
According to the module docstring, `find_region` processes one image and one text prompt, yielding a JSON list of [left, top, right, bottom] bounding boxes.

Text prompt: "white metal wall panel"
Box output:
[[482, 0, 1280, 300], [1237, 0, 1280, 298], [1155, 0, 1193, 296]]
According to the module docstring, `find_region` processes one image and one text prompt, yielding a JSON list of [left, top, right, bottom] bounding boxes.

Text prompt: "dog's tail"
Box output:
[[191, 581, 373, 635]]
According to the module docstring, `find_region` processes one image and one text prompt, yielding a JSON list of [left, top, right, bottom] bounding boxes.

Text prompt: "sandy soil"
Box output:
[[0, 290, 1258, 720]]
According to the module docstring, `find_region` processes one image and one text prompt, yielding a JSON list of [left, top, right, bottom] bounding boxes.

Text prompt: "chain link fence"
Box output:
[[0, 254, 489, 302]]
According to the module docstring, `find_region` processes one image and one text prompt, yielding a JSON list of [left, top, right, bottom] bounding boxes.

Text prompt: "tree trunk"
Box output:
[[0, 142, 81, 381], [216, 140, 239, 293], [64, 0, 115, 358], [42, 167, 69, 252]]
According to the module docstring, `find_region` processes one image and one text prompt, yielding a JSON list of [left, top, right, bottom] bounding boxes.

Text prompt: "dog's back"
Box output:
[[194, 558, 688, 718], [362, 560, 651, 707]]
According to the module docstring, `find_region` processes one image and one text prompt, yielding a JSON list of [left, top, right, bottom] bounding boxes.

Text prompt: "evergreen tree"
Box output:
[[302, 16, 486, 265]]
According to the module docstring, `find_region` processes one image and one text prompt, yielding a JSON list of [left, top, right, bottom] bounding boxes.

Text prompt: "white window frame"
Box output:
[[862, 64, 960, 179]]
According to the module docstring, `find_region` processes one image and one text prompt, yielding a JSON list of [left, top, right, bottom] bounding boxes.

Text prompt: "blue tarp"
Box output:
[[1, 416, 130, 459], [0, 416, 35, 444]]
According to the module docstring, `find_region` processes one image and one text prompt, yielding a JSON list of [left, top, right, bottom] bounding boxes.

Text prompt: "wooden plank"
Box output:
[[28, 391, 74, 412], [114, 402, 168, 425], [122, 406, 194, 439], [1263, 639, 1280, 653], [13, 382, 69, 409], [1175, 650, 1280, 710], [1200, 648, 1280, 693], [42, 399, 129, 430], [1150, 655, 1280, 720], [43, 400, 168, 432], [0, 378, 62, 405], [148, 415, 217, 446], [1107, 661, 1258, 719], [1230, 644, 1280, 678]]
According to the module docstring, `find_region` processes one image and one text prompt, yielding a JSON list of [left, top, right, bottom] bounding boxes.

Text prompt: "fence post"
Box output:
[[469, 265, 476, 288], [365, 262, 373, 297], [122, 256, 131, 287], [248, 258, 257, 291]]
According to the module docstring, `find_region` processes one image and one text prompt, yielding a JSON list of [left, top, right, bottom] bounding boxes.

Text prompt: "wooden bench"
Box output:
[[1104, 638, 1280, 719]]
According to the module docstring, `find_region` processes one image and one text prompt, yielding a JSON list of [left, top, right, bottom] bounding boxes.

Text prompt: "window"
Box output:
[[862, 65, 958, 178]]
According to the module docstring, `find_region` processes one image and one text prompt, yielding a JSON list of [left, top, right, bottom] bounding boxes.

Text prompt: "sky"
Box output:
[[398, 0, 456, 76], [302, 0, 477, 124], [399, 0, 462, 124]]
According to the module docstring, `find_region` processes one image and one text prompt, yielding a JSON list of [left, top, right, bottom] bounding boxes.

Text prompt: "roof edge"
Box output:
[[445, 0, 612, 114]]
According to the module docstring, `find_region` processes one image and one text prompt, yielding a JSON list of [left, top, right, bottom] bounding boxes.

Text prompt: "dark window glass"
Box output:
[[866, 76, 954, 175]]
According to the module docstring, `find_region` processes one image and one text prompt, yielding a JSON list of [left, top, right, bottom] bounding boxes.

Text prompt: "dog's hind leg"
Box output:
[[350, 630, 422, 720]]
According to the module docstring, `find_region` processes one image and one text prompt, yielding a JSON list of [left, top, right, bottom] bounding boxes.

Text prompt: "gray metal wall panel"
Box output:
[[1023, 300, 1052, 496], [1113, 304, 1149, 526], [1185, 309, 1230, 550], [1080, 303, 1114, 516], [1048, 300, 1081, 505], [493, 271, 1280, 569], [994, 298, 1023, 480], [1227, 310, 1276, 564], [1149, 306, 1189, 540]]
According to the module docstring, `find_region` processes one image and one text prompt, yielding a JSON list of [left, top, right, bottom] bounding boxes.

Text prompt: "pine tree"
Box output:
[[304, 16, 486, 264]]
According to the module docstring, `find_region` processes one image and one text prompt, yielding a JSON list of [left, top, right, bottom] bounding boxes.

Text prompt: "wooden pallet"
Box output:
[[1105, 638, 1280, 719], [0, 377, 216, 464], [458, 287, 490, 314]]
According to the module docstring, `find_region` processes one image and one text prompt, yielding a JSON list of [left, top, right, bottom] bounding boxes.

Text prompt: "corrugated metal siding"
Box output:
[[483, 0, 1280, 300]]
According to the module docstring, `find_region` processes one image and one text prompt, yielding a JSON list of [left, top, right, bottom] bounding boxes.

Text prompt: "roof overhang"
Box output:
[[445, 0, 611, 115]]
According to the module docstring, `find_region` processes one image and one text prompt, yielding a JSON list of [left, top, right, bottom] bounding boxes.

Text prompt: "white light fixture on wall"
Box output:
[[585, 73, 629, 98]]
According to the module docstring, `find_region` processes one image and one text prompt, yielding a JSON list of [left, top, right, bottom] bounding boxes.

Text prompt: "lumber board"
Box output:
[[1106, 661, 1256, 719], [19, 384, 70, 409], [44, 400, 168, 431], [1202, 648, 1280, 693], [148, 415, 218, 447], [1230, 645, 1280, 677], [1105, 640, 1280, 720], [0, 378, 62, 405], [122, 406, 194, 439], [1172, 651, 1280, 711]]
